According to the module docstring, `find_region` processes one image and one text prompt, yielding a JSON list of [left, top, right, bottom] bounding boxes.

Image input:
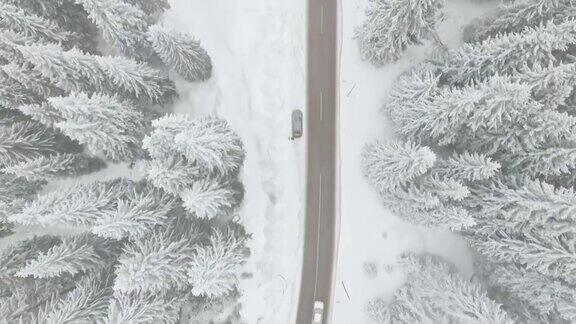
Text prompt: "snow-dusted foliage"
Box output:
[[0, 3, 73, 43], [75, 0, 150, 58], [145, 155, 200, 193], [18, 44, 177, 104], [188, 230, 247, 297], [114, 232, 193, 293], [464, 0, 576, 43], [125, 0, 170, 16], [355, 0, 444, 65], [1, 153, 104, 181], [48, 92, 149, 161], [144, 114, 245, 176], [180, 178, 242, 219], [107, 291, 183, 324], [368, 254, 513, 323], [148, 24, 213, 82]]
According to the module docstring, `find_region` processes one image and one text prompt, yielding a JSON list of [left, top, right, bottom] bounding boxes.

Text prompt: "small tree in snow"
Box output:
[[188, 230, 247, 297], [107, 291, 183, 324], [355, 0, 444, 65], [145, 155, 200, 194], [148, 24, 213, 82], [48, 92, 148, 161], [436, 152, 500, 182]]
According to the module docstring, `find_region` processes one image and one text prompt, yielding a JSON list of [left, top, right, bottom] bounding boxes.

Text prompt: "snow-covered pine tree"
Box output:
[[48, 92, 148, 161], [0, 3, 73, 44], [188, 230, 247, 297], [144, 115, 246, 176], [114, 231, 194, 293], [17, 103, 63, 127], [0, 120, 81, 167], [368, 253, 513, 324], [442, 20, 576, 84], [464, 0, 576, 43], [0, 29, 36, 64], [0, 71, 41, 109], [8, 179, 131, 227], [2, 63, 65, 99], [355, 0, 444, 65], [75, 0, 151, 59], [91, 184, 177, 240], [145, 155, 200, 194], [180, 178, 243, 219], [107, 291, 183, 324], [35, 271, 112, 324], [18, 44, 177, 104], [0, 153, 105, 181], [147, 24, 213, 82], [361, 139, 436, 192], [15, 234, 113, 279], [482, 261, 576, 322]]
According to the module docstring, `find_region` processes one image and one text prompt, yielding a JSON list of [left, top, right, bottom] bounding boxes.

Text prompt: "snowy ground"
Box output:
[[162, 1, 306, 323], [333, 0, 497, 322]]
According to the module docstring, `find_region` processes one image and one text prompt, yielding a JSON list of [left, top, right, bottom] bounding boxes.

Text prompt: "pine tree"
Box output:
[[18, 103, 63, 127], [180, 178, 243, 219], [362, 139, 436, 192], [0, 174, 44, 204], [8, 179, 130, 227], [75, 0, 150, 59], [147, 24, 212, 82], [1, 153, 105, 181], [0, 120, 80, 167], [36, 272, 112, 324], [188, 230, 247, 297], [114, 232, 193, 293], [18, 44, 177, 104], [15, 234, 110, 279], [355, 0, 444, 65], [0, 72, 40, 109], [48, 92, 148, 161], [145, 155, 200, 194], [442, 20, 576, 84], [144, 115, 245, 176], [369, 253, 513, 324], [0, 29, 35, 64], [107, 291, 183, 324], [91, 185, 177, 240], [0, 3, 73, 43], [464, 0, 576, 43]]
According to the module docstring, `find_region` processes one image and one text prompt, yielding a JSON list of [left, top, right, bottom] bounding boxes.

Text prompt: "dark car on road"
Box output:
[[291, 109, 303, 139]]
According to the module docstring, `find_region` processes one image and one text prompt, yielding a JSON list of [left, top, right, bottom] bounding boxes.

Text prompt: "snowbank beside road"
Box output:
[[163, 1, 306, 323], [334, 0, 496, 322]]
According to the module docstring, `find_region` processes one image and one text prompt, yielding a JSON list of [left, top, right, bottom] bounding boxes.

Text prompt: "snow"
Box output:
[[162, 1, 306, 323], [334, 0, 498, 322]]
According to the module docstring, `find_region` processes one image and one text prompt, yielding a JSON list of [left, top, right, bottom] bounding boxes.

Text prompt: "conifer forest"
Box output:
[[0, 0, 249, 323], [357, 0, 576, 322]]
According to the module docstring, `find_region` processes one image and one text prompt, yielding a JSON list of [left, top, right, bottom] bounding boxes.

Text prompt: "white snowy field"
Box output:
[[162, 1, 306, 323], [333, 0, 497, 322]]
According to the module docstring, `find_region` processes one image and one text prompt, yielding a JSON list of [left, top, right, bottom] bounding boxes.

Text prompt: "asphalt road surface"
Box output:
[[296, 0, 338, 323]]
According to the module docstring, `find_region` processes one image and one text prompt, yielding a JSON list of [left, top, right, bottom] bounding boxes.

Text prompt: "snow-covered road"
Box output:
[[163, 1, 306, 323]]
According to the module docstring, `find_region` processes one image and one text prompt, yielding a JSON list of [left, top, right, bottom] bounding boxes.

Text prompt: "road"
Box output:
[[296, 0, 338, 323]]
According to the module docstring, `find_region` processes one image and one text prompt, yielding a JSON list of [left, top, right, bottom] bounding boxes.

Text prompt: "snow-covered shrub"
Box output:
[[355, 0, 444, 65]]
